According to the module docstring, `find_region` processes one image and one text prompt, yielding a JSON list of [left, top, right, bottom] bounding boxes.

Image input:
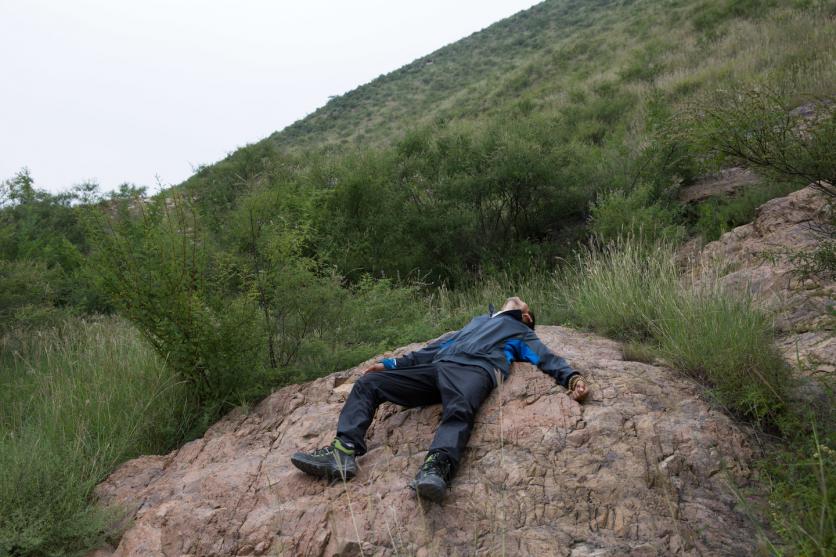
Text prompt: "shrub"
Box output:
[[688, 87, 836, 198], [85, 194, 268, 419], [0, 258, 63, 333], [589, 185, 685, 245], [690, 181, 801, 241], [791, 239, 836, 282]]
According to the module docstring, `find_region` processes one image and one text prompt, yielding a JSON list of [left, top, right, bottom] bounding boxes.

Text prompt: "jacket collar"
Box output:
[[492, 309, 524, 323]]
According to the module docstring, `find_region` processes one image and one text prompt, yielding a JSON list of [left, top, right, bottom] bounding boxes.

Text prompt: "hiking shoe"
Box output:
[[411, 452, 452, 503], [290, 438, 357, 481]]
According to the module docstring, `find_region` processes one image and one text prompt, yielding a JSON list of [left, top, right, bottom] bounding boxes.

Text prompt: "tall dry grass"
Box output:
[[0, 317, 190, 556], [559, 237, 790, 425]]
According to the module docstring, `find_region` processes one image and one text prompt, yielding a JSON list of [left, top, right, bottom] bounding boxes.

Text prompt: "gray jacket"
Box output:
[[381, 310, 577, 388]]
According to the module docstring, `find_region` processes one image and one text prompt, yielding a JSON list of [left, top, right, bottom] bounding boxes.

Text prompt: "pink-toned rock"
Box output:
[[94, 327, 764, 556], [695, 185, 834, 375]]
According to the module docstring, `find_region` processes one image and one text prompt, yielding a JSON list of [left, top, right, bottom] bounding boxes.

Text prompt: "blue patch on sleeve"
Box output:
[[504, 339, 522, 363], [503, 344, 515, 364], [520, 343, 541, 365], [380, 358, 397, 369], [504, 338, 542, 365]]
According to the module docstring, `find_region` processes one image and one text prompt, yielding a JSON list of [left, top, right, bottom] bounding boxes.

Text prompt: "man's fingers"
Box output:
[[571, 381, 589, 402], [364, 363, 386, 374]]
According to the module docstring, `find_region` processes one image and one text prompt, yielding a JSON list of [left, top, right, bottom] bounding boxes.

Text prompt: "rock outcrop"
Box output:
[[678, 167, 760, 204], [95, 327, 764, 556], [695, 185, 834, 378]]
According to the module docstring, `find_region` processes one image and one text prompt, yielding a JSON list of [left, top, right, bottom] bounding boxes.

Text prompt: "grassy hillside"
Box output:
[[266, 0, 835, 150], [178, 0, 834, 286]]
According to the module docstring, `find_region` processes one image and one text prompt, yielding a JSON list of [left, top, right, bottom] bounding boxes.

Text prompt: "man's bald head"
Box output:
[[501, 296, 528, 312], [501, 296, 535, 329]]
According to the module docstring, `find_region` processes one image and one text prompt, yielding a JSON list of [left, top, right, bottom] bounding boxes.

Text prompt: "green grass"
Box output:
[[763, 421, 836, 557], [0, 317, 190, 557], [559, 236, 790, 425], [558, 238, 679, 340]]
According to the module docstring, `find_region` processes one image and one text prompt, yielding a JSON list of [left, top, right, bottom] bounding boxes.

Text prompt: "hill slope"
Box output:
[[92, 185, 834, 556], [261, 0, 835, 151], [176, 0, 834, 284]]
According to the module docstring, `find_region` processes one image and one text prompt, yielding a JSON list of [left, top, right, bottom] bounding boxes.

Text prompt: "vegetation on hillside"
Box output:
[[1, 0, 835, 555], [0, 318, 188, 556], [268, 0, 835, 151]]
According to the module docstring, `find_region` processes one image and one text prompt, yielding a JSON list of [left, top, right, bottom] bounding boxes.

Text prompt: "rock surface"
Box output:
[[678, 167, 760, 203], [95, 327, 764, 557], [695, 185, 834, 377]]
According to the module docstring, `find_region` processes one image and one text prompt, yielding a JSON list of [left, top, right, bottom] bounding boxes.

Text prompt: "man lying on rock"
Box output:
[[290, 296, 589, 503]]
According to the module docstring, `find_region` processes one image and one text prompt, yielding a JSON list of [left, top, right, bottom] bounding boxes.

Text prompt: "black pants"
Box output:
[[336, 361, 494, 472]]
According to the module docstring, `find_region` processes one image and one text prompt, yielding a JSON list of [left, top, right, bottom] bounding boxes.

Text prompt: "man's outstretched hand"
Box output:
[[569, 376, 589, 403], [363, 362, 386, 374]]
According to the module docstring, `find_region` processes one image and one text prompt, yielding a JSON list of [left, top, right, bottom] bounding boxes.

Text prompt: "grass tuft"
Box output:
[[560, 236, 790, 426], [0, 317, 189, 557]]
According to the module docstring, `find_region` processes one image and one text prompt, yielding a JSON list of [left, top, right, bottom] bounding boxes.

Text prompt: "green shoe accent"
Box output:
[[412, 452, 452, 503], [333, 437, 356, 456], [290, 440, 358, 481]]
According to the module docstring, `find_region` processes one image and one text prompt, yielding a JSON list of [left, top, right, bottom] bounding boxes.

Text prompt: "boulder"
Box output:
[[94, 328, 764, 556], [696, 185, 834, 375]]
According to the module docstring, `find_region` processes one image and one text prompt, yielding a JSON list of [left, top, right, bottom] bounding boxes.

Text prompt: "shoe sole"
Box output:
[[415, 476, 446, 503], [290, 453, 357, 481]]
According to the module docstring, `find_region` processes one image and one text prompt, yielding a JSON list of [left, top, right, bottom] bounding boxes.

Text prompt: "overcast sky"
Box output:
[[0, 0, 541, 194]]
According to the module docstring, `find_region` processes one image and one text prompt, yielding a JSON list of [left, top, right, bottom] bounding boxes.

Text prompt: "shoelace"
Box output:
[[311, 445, 336, 457], [421, 454, 450, 478]]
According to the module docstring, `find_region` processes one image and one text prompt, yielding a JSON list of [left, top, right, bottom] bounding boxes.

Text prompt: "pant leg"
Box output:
[[336, 363, 441, 455], [429, 362, 494, 472]]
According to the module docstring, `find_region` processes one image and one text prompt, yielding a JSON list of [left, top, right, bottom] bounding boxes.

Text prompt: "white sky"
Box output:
[[0, 0, 541, 194]]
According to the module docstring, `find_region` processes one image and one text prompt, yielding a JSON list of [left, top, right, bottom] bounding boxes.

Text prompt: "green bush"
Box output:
[[0, 170, 106, 321], [688, 87, 836, 196], [589, 185, 685, 245], [286, 274, 438, 378], [791, 239, 836, 282], [85, 194, 268, 419], [0, 258, 63, 333], [0, 317, 188, 556]]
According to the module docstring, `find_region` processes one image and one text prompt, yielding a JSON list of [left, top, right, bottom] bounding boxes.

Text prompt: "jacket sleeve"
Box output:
[[517, 330, 578, 388], [379, 330, 460, 369]]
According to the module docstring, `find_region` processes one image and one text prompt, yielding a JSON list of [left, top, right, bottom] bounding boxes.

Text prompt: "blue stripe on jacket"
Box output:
[[378, 311, 577, 388]]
